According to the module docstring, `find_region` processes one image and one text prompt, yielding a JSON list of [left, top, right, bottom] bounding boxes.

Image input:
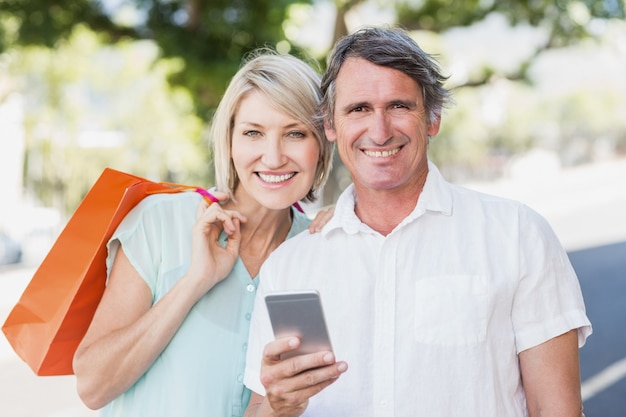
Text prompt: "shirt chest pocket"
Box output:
[[414, 275, 489, 346]]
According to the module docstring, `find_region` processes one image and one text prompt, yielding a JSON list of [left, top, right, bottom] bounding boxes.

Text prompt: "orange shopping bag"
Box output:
[[1, 168, 213, 376]]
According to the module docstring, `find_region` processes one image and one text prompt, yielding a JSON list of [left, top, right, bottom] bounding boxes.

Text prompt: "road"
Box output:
[[1, 158, 625, 416], [572, 241, 626, 417]]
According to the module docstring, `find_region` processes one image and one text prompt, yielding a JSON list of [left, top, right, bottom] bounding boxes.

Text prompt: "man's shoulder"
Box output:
[[279, 226, 324, 252], [446, 182, 554, 234], [450, 181, 525, 208]]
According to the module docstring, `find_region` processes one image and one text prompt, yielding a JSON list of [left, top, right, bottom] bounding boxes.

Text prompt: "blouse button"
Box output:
[[246, 284, 255, 293]]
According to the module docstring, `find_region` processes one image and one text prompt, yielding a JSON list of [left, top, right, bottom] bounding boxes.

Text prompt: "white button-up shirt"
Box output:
[[244, 162, 592, 417]]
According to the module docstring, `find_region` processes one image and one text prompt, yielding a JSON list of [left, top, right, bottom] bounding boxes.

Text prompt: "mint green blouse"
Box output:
[[102, 192, 310, 417]]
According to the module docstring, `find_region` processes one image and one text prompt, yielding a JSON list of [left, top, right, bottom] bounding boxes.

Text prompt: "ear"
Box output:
[[427, 114, 441, 137], [324, 119, 337, 143]]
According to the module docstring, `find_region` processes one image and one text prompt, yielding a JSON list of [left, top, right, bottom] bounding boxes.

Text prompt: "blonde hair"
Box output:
[[210, 49, 333, 202]]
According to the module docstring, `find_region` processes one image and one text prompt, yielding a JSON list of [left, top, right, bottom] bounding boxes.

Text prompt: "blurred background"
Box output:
[[1, 0, 625, 416]]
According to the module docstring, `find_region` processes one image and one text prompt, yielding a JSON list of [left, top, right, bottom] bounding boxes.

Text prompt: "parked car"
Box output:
[[0, 231, 22, 265]]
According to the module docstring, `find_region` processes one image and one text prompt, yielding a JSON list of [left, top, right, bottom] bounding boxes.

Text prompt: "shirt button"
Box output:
[[246, 284, 255, 292], [237, 374, 243, 383], [245, 313, 251, 320], [380, 400, 388, 407], [242, 343, 248, 351]]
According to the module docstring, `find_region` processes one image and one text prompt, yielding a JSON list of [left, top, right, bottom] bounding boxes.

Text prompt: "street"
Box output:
[[1, 158, 625, 416], [573, 240, 626, 417]]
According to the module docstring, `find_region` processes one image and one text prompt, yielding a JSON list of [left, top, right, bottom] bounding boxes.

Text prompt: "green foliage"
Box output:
[[0, 0, 312, 117], [3, 0, 625, 212], [396, 0, 624, 38], [3, 0, 622, 120], [394, 0, 624, 91]]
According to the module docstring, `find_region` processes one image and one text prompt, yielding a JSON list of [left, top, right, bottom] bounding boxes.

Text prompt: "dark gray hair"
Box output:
[[321, 26, 451, 125]]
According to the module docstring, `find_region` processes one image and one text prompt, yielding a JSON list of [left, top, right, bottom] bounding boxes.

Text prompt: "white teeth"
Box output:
[[258, 172, 296, 183], [363, 148, 400, 157]]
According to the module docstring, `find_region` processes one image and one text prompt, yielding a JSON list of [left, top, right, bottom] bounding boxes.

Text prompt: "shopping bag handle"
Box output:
[[148, 182, 304, 213], [146, 182, 219, 205]]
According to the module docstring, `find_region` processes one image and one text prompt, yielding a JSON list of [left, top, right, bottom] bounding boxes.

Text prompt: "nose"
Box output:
[[369, 111, 392, 145], [261, 136, 287, 168]]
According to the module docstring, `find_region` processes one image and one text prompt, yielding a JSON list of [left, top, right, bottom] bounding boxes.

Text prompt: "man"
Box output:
[[243, 26, 591, 417]]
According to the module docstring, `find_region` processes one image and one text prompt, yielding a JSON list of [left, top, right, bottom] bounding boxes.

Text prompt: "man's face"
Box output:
[[325, 57, 440, 195]]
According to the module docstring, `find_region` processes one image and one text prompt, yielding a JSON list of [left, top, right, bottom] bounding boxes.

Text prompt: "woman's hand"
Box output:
[[187, 191, 247, 292], [308, 206, 335, 233]]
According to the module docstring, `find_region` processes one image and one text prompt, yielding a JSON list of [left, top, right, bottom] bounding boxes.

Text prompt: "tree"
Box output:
[[4, 0, 624, 116], [0, 0, 312, 117], [3, 0, 623, 121], [1, 0, 315, 215], [2, 0, 624, 211], [392, 0, 624, 87]]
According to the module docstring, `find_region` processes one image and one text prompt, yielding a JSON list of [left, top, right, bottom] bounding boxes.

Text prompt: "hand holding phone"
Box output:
[[265, 290, 333, 360]]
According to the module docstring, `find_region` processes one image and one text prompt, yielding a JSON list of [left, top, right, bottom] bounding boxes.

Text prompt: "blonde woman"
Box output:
[[73, 50, 333, 417]]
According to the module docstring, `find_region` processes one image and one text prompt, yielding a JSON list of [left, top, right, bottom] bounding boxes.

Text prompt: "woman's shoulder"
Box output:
[[117, 191, 202, 233], [133, 191, 202, 217], [137, 190, 203, 210]]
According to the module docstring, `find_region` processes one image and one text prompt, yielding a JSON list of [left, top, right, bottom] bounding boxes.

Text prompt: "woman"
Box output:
[[72, 49, 334, 417]]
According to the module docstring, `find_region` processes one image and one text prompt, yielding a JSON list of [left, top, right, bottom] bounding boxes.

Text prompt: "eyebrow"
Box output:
[[236, 120, 308, 129], [339, 101, 368, 113], [340, 99, 418, 112]]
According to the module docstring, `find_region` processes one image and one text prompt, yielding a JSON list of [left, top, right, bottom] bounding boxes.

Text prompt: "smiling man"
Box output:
[[243, 26, 591, 417]]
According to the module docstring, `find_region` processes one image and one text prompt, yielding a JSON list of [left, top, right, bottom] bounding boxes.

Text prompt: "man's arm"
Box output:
[[243, 337, 348, 417], [519, 329, 584, 417]]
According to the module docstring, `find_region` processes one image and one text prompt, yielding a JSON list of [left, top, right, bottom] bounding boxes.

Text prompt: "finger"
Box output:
[[264, 339, 339, 378], [196, 199, 210, 217], [276, 360, 347, 407], [196, 188, 229, 205], [308, 206, 335, 233], [223, 218, 242, 256], [219, 210, 247, 234], [194, 191, 236, 219], [262, 337, 301, 364], [264, 360, 347, 413], [285, 351, 342, 377], [197, 206, 246, 233], [206, 189, 229, 202], [284, 366, 344, 399]]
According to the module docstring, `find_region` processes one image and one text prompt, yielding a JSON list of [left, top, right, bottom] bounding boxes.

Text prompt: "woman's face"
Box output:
[[231, 90, 320, 210]]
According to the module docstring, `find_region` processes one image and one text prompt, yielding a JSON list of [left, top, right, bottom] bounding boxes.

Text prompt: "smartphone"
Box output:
[[265, 290, 333, 360]]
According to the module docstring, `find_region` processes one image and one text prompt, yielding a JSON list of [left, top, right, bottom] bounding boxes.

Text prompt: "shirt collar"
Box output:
[[413, 161, 453, 216], [322, 161, 453, 236]]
